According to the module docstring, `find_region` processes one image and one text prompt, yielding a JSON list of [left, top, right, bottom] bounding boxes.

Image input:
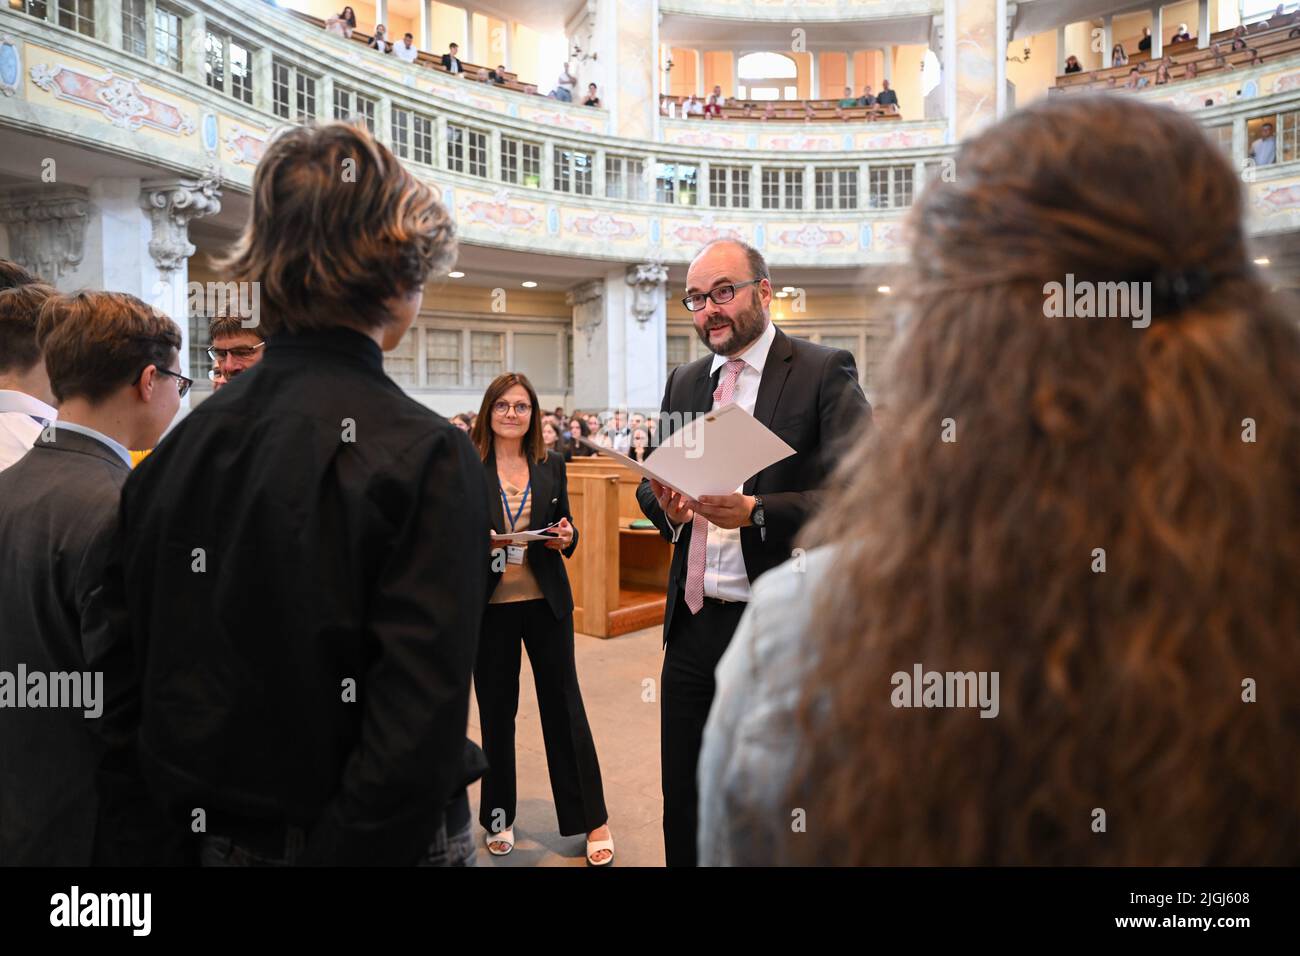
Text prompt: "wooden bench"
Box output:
[[566, 459, 671, 639]]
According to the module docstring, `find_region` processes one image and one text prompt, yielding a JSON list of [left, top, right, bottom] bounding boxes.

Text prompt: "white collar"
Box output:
[[51, 420, 134, 468], [710, 318, 777, 376], [0, 389, 57, 422]]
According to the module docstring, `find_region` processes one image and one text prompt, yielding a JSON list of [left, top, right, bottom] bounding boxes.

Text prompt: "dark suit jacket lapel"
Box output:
[[526, 455, 552, 530], [745, 327, 794, 495], [483, 449, 507, 533], [692, 361, 716, 417], [752, 325, 793, 429]]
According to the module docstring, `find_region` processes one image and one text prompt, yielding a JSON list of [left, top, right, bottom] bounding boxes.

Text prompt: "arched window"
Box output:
[[738, 51, 798, 100]]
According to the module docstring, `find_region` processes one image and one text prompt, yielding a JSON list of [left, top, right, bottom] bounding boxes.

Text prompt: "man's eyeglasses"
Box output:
[[493, 401, 532, 417], [206, 342, 266, 361], [682, 278, 761, 312], [154, 367, 193, 398]]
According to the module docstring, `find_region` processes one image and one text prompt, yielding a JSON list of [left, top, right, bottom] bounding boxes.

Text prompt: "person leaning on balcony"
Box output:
[[489, 64, 509, 85], [583, 83, 601, 107], [368, 24, 391, 54], [876, 78, 899, 109], [394, 32, 418, 64], [552, 62, 576, 101], [857, 83, 876, 107], [1064, 55, 1082, 73], [838, 86, 857, 108], [1112, 43, 1128, 67], [1126, 66, 1149, 89], [441, 42, 463, 74], [325, 6, 356, 38]]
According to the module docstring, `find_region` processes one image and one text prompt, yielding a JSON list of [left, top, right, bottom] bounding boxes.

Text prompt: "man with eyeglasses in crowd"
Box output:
[[207, 314, 266, 390], [635, 239, 871, 867], [0, 290, 184, 865]]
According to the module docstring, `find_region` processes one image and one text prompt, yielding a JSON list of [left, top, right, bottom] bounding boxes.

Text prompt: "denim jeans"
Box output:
[[199, 829, 305, 867], [420, 816, 477, 867]]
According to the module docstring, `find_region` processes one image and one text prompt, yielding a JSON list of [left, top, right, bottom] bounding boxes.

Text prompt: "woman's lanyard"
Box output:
[[501, 480, 531, 532]]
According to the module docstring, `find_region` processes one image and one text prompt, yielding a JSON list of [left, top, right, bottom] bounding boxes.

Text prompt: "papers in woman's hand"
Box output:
[[578, 404, 795, 501]]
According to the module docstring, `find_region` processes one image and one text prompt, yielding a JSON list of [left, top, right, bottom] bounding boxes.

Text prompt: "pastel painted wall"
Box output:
[[667, 46, 697, 97], [892, 44, 927, 122], [703, 51, 734, 96], [820, 51, 848, 98], [431, 1, 468, 51], [1006, 30, 1058, 105]]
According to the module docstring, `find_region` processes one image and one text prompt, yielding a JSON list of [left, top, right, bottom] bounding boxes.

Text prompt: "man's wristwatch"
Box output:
[[749, 495, 765, 528]]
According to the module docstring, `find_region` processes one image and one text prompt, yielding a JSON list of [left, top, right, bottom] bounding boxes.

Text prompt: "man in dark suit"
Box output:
[[441, 42, 463, 73], [0, 290, 183, 865], [636, 239, 871, 866]]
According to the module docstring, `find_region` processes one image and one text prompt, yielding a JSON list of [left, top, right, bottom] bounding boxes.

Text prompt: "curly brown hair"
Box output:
[[784, 95, 1300, 865], [215, 122, 455, 336]]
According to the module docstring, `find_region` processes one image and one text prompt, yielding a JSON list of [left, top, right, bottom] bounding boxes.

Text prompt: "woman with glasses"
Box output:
[[470, 372, 614, 865]]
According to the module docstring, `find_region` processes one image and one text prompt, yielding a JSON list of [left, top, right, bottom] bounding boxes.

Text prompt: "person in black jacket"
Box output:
[[94, 121, 489, 866], [471, 372, 614, 865]]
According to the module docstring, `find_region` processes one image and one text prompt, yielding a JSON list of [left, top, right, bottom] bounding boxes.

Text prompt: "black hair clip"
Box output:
[[1149, 265, 1213, 315]]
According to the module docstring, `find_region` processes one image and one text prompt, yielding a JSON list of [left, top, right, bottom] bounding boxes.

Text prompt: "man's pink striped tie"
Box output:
[[684, 358, 747, 615]]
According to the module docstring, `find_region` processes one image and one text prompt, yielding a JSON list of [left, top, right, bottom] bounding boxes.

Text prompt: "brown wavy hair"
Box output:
[[471, 372, 546, 463], [784, 95, 1300, 864], [215, 121, 455, 336]]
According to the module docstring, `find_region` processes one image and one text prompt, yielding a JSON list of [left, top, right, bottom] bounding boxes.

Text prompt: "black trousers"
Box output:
[[475, 599, 608, 837], [661, 592, 747, 868]]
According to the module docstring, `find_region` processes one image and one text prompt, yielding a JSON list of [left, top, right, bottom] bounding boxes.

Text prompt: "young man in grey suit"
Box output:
[[636, 239, 871, 866], [0, 290, 184, 865]]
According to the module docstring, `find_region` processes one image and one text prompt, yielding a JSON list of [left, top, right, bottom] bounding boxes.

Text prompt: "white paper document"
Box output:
[[578, 403, 796, 501], [491, 521, 562, 543]]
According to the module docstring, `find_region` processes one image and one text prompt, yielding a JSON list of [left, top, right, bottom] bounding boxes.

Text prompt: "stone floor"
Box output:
[[467, 623, 667, 867]]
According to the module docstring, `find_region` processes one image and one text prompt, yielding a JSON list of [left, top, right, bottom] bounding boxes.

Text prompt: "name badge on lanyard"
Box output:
[[501, 480, 531, 567]]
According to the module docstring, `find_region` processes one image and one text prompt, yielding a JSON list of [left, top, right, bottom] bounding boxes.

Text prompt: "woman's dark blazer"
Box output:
[[483, 449, 580, 620]]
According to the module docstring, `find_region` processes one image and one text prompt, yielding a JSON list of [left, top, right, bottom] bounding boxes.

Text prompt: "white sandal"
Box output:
[[586, 834, 615, 867], [485, 826, 515, 856]]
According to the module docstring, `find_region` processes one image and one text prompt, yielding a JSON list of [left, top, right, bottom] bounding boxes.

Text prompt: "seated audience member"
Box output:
[[704, 85, 725, 118], [552, 62, 575, 101], [1212, 43, 1234, 68], [450, 413, 471, 432], [489, 64, 509, 84], [1112, 44, 1128, 67], [686, 94, 703, 116], [699, 94, 1300, 867], [742, 102, 755, 118], [0, 291, 184, 865], [1246, 47, 1262, 66], [542, 418, 568, 461], [1154, 56, 1173, 84], [803, 100, 817, 121], [207, 313, 266, 387], [567, 415, 592, 455], [1186, 60, 1198, 78], [94, 122, 491, 867], [394, 32, 418, 63], [1231, 35, 1248, 52], [1170, 23, 1192, 44], [368, 24, 391, 53], [858, 84, 876, 107], [325, 6, 356, 38], [1064, 55, 1082, 74], [839, 86, 858, 108], [1138, 26, 1152, 52], [0, 281, 57, 471], [442, 42, 463, 74], [1251, 122, 1276, 166], [583, 83, 601, 107], [762, 101, 776, 121], [475, 67, 490, 82], [629, 427, 650, 463], [876, 79, 899, 108]]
